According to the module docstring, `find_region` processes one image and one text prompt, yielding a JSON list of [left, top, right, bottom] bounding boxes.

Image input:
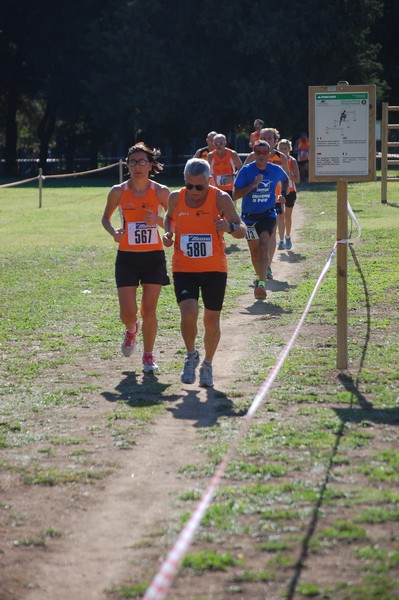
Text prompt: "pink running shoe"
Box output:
[[121, 322, 139, 357], [142, 353, 159, 373]]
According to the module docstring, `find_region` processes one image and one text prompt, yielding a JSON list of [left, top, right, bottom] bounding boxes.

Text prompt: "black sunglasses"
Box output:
[[185, 183, 206, 191]]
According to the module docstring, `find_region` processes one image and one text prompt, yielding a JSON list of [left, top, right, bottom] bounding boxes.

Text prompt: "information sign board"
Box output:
[[309, 84, 376, 181]]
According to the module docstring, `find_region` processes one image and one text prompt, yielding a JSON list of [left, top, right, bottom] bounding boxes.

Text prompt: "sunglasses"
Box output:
[[128, 158, 150, 166], [214, 142, 225, 146], [185, 183, 206, 191], [254, 150, 270, 155]]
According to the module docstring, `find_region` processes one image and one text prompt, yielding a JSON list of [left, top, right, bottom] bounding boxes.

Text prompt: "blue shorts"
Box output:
[[173, 271, 227, 311], [115, 250, 170, 288]]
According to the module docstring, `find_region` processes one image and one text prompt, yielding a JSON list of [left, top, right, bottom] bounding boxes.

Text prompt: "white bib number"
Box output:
[[128, 222, 157, 245], [245, 225, 258, 241], [180, 234, 213, 258], [216, 174, 232, 186]]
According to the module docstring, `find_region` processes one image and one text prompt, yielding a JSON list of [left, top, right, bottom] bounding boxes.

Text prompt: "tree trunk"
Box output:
[[64, 129, 78, 173], [4, 79, 19, 178], [37, 102, 56, 174]]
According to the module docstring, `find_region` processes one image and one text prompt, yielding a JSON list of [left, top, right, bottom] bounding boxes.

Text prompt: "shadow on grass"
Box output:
[[101, 370, 180, 406], [336, 373, 398, 427], [277, 251, 307, 264], [167, 387, 247, 428], [224, 243, 243, 255], [285, 419, 345, 599], [284, 399, 398, 600], [240, 300, 293, 317]]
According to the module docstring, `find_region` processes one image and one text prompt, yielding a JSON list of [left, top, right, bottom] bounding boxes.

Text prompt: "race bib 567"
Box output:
[[128, 222, 157, 245]]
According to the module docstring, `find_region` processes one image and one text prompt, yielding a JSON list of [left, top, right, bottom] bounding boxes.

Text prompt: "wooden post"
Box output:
[[336, 179, 348, 369], [38, 168, 43, 208], [381, 102, 388, 203], [119, 159, 124, 183]]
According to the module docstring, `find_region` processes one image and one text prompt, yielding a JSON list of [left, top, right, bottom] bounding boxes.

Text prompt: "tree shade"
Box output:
[[0, 0, 392, 176]]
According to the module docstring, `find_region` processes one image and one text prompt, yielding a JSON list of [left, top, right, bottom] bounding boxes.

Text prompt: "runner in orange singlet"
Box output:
[[101, 142, 170, 373], [163, 158, 246, 387], [277, 138, 300, 251], [249, 118, 264, 149], [194, 131, 217, 160], [207, 134, 243, 198], [294, 132, 309, 181]]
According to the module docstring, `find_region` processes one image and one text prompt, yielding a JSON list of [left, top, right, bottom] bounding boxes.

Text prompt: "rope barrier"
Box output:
[[0, 162, 121, 189], [0, 176, 39, 189], [143, 201, 362, 600], [42, 162, 120, 179]]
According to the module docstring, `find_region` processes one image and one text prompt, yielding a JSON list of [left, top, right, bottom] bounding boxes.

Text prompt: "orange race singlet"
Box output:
[[208, 149, 236, 192], [172, 186, 227, 273], [269, 151, 285, 198], [118, 181, 164, 252]]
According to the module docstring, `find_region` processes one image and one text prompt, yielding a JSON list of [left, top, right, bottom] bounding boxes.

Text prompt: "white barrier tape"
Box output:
[[347, 201, 362, 239], [143, 242, 338, 600]]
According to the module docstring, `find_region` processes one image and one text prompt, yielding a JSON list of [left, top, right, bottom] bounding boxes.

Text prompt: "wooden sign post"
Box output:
[[308, 82, 376, 369]]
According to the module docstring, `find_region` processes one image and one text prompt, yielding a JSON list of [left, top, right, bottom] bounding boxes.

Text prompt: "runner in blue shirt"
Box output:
[[233, 140, 288, 300]]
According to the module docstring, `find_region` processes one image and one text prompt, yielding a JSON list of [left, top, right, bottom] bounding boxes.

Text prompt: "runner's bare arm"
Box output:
[[101, 185, 124, 241], [163, 190, 179, 246], [216, 191, 247, 238]]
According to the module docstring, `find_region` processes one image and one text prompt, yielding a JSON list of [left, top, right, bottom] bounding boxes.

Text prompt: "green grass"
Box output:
[[1, 180, 399, 599], [181, 549, 238, 573]]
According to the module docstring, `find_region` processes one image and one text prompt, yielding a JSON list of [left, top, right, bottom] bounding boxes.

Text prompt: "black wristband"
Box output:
[[229, 222, 238, 233]]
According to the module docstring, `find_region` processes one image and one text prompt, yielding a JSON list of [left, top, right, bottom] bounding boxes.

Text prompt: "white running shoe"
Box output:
[[181, 351, 200, 384], [142, 353, 159, 372], [121, 322, 139, 357]]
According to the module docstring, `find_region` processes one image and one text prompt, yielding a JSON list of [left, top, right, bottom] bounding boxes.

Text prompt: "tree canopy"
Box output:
[[0, 0, 395, 175]]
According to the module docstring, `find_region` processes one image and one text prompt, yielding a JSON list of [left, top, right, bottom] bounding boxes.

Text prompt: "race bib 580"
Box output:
[[180, 234, 213, 258]]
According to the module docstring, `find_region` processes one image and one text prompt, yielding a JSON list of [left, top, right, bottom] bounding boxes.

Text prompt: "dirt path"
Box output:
[[19, 207, 305, 600]]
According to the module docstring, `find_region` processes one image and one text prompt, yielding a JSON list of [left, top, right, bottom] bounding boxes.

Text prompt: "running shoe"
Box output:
[[253, 278, 259, 289], [285, 236, 292, 250], [266, 266, 273, 280], [181, 351, 200, 384], [278, 240, 286, 250], [255, 284, 267, 300], [142, 353, 159, 373], [199, 362, 214, 388], [121, 322, 139, 357]]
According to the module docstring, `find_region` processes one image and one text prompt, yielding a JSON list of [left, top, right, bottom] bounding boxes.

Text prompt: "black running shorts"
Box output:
[[115, 250, 170, 288], [173, 271, 227, 311]]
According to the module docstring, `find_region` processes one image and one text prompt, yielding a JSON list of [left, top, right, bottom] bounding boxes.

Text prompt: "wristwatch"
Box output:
[[229, 222, 238, 234]]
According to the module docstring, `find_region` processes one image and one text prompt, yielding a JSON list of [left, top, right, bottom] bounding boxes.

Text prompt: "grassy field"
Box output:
[[1, 177, 399, 599]]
